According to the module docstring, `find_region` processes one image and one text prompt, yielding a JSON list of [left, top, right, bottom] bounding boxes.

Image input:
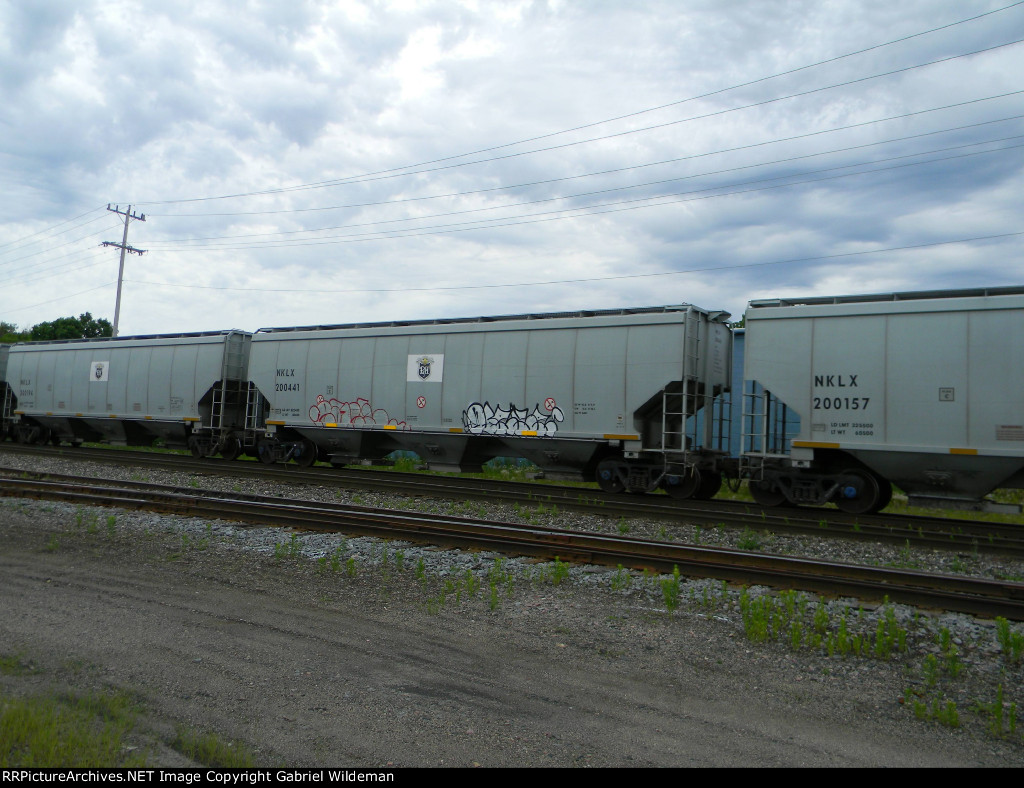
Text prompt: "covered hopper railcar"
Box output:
[[246, 305, 734, 497], [1, 331, 252, 456], [740, 286, 1024, 513]]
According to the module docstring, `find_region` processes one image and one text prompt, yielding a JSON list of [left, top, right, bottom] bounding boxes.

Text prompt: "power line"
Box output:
[[125, 230, 1024, 295], [132, 29, 1024, 206], [2, 248, 109, 284], [1, 282, 116, 314], [147, 124, 1024, 246], [0, 206, 107, 253], [0, 220, 122, 268], [146, 92, 1024, 219], [143, 141, 1024, 251]]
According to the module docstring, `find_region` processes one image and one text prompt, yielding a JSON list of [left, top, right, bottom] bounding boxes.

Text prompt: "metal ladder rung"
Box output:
[[1, 385, 12, 425], [210, 385, 224, 430], [243, 383, 265, 439]]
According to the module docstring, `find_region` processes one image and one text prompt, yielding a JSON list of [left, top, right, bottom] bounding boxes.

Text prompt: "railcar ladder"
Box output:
[[210, 331, 249, 433], [740, 383, 795, 478], [1, 384, 12, 427], [243, 383, 266, 447], [660, 387, 687, 453], [209, 385, 224, 431], [660, 309, 702, 455]]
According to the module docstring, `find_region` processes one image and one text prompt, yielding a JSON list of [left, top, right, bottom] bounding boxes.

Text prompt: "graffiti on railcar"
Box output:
[[309, 394, 409, 430], [462, 401, 564, 436]]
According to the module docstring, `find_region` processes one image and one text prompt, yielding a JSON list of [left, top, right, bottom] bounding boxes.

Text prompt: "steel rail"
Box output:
[[3, 475, 1023, 620], [3, 444, 1024, 557]]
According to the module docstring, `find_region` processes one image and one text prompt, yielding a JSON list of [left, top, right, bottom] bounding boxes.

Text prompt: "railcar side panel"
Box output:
[[885, 311, 968, 448], [440, 332, 484, 430], [525, 329, 575, 430], [969, 309, 1024, 448]]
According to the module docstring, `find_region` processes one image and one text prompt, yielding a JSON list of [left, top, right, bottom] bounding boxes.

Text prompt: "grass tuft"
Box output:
[[0, 688, 145, 767], [169, 726, 256, 768]]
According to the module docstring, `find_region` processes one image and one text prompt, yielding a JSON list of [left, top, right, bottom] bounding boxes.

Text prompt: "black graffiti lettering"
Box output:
[[462, 401, 564, 436]]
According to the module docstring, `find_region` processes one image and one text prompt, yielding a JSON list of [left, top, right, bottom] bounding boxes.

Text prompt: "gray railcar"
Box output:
[[4, 331, 251, 455], [742, 286, 1024, 512], [248, 305, 732, 495]]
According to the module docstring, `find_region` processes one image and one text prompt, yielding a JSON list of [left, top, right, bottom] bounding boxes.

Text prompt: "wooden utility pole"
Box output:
[[101, 204, 146, 337]]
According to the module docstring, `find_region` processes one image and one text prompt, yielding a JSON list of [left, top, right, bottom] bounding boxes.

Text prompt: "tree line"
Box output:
[[1, 313, 113, 344]]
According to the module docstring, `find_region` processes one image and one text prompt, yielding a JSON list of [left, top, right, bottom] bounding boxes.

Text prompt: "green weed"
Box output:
[[736, 527, 761, 551], [661, 565, 681, 612], [547, 558, 570, 586], [872, 601, 906, 660], [909, 694, 960, 728], [170, 726, 256, 768], [272, 533, 302, 561], [0, 687, 146, 767], [610, 565, 632, 592], [0, 653, 32, 676], [995, 617, 1024, 663], [974, 685, 1019, 739], [464, 569, 480, 597]]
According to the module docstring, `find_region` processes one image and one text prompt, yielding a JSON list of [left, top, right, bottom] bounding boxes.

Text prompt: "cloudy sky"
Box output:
[[2, 0, 1023, 335]]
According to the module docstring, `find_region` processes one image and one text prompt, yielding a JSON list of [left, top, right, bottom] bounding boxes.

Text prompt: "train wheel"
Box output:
[[663, 469, 700, 500], [748, 479, 787, 507], [220, 436, 242, 461], [188, 436, 203, 458], [874, 474, 893, 511], [50, 434, 62, 447], [834, 469, 882, 515], [16, 425, 39, 444], [26, 426, 50, 445], [257, 440, 277, 465], [294, 439, 317, 467], [595, 459, 626, 494], [694, 471, 722, 500]]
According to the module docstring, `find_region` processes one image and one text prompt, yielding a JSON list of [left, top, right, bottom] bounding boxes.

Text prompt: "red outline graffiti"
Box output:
[[309, 394, 409, 430]]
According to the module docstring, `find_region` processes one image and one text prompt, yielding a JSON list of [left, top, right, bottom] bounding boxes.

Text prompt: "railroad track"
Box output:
[[3, 471, 1024, 620], [4, 443, 1024, 558]]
